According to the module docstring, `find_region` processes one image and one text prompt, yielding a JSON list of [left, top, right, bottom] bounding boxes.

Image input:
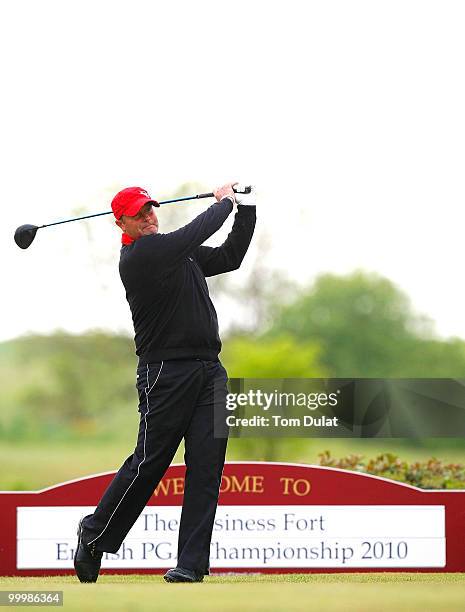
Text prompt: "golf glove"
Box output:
[[236, 185, 256, 206]]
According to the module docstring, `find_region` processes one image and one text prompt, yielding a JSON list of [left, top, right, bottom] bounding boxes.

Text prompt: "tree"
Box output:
[[266, 271, 465, 377], [222, 335, 326, 378], [221, 335, 327, 461]]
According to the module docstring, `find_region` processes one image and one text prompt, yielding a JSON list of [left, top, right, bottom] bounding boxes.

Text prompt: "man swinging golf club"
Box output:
[[73, 181, 256, 583]]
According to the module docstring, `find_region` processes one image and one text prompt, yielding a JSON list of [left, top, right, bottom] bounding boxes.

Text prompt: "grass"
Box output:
[[0, 574, 464, 611], [1, 438, 465, 491]]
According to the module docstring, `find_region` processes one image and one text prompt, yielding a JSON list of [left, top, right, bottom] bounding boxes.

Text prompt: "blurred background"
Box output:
[[1, 0, 465, 490]]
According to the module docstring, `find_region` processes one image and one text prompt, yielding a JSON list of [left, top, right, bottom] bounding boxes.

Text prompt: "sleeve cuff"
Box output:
[[222, 196, 235, 206]]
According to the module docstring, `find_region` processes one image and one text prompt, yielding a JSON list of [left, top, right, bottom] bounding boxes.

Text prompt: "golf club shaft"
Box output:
[[38, 186, 251, 229]]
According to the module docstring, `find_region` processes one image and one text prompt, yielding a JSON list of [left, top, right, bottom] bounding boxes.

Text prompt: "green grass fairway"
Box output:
[[1, 574, 464, 611], [2, 439, 465, 491]]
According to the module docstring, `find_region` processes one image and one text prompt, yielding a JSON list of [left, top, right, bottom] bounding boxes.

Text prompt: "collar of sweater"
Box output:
[[122, 232, 135, 246]]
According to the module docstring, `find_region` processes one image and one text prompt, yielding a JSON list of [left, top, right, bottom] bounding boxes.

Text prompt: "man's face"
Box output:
[[116, 202, 159, 239]]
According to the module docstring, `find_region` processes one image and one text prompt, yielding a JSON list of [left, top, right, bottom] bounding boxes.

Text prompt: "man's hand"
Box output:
[[213, 182, 238, 204]]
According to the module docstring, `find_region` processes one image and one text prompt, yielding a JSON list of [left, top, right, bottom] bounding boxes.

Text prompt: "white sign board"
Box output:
[[17, 505, 445, 569]]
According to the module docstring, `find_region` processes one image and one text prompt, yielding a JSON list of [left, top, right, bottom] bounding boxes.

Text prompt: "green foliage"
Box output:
[[3, 270, 465, 459], [0, 332, 137, 440], [319, 450, 465, 489], [222, 335, 327, 461], [267, 271, 465, 377], [221, 335, 327, 378]]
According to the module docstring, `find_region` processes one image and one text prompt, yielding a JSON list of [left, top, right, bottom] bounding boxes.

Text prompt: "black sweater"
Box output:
[[119, 199, 256, 364]]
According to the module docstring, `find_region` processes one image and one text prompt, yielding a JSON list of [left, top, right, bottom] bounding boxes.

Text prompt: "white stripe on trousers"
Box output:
[[87, 361, 164, 546]]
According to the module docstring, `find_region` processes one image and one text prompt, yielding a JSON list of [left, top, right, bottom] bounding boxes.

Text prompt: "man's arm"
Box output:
[[128, 183, 237, 270], [194, 201, 257, 277]]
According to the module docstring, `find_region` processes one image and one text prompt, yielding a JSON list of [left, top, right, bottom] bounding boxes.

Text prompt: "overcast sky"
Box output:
[[1, 0, 465, 342]]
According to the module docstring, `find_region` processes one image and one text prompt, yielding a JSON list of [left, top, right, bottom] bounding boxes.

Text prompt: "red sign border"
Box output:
[[1, 462, 464, 575]]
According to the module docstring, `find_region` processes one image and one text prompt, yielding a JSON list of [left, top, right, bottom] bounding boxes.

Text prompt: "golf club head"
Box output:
[[14, 224, 39, 249]]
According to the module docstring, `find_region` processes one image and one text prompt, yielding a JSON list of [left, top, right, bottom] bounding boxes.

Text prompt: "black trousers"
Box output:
[[82, 358, 228, 574]]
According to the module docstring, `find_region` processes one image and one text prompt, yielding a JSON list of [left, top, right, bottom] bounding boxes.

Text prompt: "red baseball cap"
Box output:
[[111, 186, 160, 220]]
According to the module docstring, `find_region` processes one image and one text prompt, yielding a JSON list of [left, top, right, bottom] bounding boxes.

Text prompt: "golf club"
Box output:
[[14, 185, 252, 250]]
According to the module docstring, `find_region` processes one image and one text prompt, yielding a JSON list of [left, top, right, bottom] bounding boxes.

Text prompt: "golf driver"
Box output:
[[14, 185, 252, 249]]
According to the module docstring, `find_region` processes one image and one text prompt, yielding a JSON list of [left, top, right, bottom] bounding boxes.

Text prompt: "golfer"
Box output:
[[74, 182, 256, 583]]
